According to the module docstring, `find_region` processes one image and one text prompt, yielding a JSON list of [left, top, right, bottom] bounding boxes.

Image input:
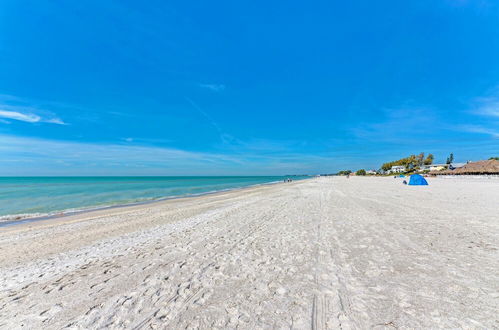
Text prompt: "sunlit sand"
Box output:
[[0, 177, 497, 328]]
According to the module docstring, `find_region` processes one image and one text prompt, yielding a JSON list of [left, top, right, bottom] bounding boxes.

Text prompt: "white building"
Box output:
[[421, 164, 448, 172], [389, 165, 405, 174], [366, 170, 377, 175]]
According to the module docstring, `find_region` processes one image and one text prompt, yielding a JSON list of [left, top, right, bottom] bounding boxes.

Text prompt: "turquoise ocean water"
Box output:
[[0, 176, 307, 221]]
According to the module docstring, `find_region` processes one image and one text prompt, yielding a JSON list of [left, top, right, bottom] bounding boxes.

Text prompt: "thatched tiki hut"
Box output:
[[434, 159, 499, 175]]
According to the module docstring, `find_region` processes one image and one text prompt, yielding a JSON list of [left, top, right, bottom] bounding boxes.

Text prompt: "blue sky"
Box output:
[[1, 0, 498, 175]]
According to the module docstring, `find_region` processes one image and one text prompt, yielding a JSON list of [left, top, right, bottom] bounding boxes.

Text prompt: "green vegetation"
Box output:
[[381, 152, 435, 172], [356, 169, 366, 176], [337, 170, 352, 176], [381, 155, 416, 172], [424, 153, 434, 165], [489, 157, 499, 160], [416, 152, 424, 167], [446, 153, 454, 164]]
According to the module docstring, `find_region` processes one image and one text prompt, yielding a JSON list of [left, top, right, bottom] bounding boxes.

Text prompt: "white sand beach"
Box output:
[[0, 177, 498, 329]]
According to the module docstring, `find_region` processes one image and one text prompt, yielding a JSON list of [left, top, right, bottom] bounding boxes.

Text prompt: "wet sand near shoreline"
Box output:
[[0, 177, 498, 328]]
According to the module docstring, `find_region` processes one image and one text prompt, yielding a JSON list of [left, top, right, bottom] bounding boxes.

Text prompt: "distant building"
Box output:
[[421, 164, 447, 172], [389, 166, 405, 174], [449, 162, 467, 170], [366, 170, 377, 175], [436, 159, 499, 175]]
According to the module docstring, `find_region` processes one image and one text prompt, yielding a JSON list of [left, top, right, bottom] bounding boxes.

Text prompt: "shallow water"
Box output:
[[0, 176, 306, 220]]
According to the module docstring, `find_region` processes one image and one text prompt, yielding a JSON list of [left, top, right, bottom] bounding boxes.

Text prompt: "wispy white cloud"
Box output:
[[473, 97, 499, 117], [459, 125, 499, 138], [45, 118, 67, 125], [0, 134, 332, 175], [0, 110, 41, 123], [457, 92, 499, 138], [0, 103, 67, 125], [0, 94, 68, 125], [350, 107, 439, 143], [1, 132, 492, 175], [185, 97, 225, 142], [199, 83, 226, 92], [0, 134, 241, 175]]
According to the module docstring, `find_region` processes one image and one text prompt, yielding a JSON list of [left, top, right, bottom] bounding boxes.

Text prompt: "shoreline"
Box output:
[[0, 177, 497, 328], [4, 175, 495, 228], [0, 178, 301, 229]]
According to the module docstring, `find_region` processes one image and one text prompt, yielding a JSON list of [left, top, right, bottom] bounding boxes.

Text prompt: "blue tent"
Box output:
[[398, 174, 405, 178], [408, 174, 428, 186]]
